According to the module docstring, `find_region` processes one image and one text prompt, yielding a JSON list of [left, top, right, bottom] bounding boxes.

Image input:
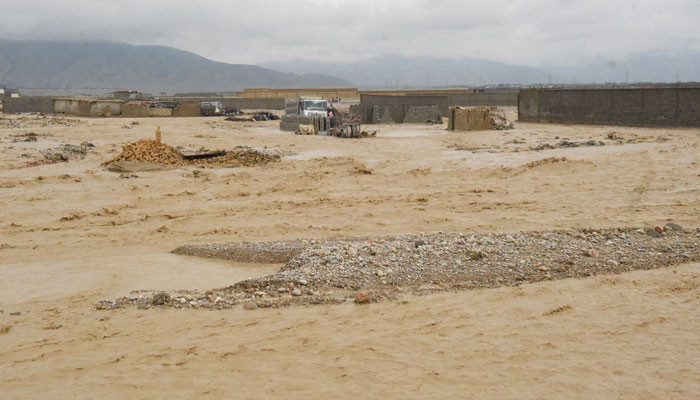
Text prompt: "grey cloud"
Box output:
[[1, 0, 698, 67]]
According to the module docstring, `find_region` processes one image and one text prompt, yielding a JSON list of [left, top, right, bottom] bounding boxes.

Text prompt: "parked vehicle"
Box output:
[[285, 97, 328, 117]]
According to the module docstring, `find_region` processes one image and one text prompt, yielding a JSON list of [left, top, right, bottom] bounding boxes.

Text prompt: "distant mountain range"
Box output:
[[0, 40, 353, 93], [1, 40, 698, 94], [548, 53, 700, 84], [261, 55, 553, 87], [263, 53, 700, 87]]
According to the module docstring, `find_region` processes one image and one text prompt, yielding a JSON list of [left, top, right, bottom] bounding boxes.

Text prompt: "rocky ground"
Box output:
[[97, 224, 699, 310], [448, 130, 669, 153]]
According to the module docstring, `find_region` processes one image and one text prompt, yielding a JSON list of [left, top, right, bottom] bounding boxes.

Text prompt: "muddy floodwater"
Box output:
[[1, 111, 699, 399]]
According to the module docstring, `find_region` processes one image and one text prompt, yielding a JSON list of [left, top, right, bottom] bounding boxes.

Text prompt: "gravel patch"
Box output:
[[97, 226, 700, 310]]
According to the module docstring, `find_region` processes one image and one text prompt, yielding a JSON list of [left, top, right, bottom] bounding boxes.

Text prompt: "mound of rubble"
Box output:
[[108, 139, 184, 165], [103, 136, 280, 170], [531, 139, 606, 151], [97, 225, 699, 310]]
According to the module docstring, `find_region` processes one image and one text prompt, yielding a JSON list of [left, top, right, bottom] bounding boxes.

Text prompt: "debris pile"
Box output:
[[189, 146, 282, 168], [447, 106, 514, 131], [531, 139, 605, 151], [103, 128, 281, 169], [107, 139, 184, 165], [96, 226, 699, 310], [0, 115, 85, 129], [328, 127, 377, 139], [226, 111, 280, 122], [41, 142, 95, 162], [11, 132, 40, 142]]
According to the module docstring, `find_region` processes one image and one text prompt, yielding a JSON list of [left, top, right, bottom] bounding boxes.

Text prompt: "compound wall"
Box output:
[[55, 99, 122, 117], [169, 97, 285, 110], [358, 94, 449, 123], [240, 88, 359, 100], [121, 104, 174, 117], [519, 87, 700, 127], [1, 97, 55, 114], [448, 91, 517, 107]]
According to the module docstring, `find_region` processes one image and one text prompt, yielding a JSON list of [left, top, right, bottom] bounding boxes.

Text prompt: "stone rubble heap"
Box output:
[[96, 225, 699, 310]]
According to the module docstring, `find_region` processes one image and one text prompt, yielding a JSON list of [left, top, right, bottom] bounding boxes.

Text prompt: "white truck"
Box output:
[[285, 97, 328, 117]]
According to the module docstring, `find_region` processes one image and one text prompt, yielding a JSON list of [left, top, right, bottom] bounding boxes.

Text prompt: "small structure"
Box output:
[[447, 106, 513, 131], [0, 86, 20, 98], [54, 98, 123, 117], [113, 90, 142, 100]]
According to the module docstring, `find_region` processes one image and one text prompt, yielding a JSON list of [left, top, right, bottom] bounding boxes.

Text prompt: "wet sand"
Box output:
[[1, 111, 699, 398]]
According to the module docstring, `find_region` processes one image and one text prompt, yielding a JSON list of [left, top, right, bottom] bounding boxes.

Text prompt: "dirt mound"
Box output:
[[103, 139, 281, 169], [107, 139, 185, 166]]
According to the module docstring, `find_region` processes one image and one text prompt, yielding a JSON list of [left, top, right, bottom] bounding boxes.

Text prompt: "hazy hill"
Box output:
[[549, 53, 700, 84], [261, 55, 554, 88], [263, 53, 700, 87], [0, 40, 353, 93]]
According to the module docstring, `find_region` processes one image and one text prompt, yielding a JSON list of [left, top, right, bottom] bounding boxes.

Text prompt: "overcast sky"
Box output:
[[2, 0, 699, 66]]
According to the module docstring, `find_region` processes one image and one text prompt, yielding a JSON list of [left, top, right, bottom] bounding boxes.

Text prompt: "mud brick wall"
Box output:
[[448, 107, 493, 131], [518, 87, 700, 127], [171, 104, 201, 117], [88, 102, 122, 117], [448, 91, 517, 107], [2, 97, 55, 114], [403, 105, 442, 123], [359, 94, 448, 123], [280, 115, 312, 131], [122, 104, 175, 117], [54, 99, 92, 116]]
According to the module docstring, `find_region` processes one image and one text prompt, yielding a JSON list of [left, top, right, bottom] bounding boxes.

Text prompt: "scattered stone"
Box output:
[[584, 249, 600, 257], [654, 226, 665, 234], [151, 292, 169, 306], [665, 223, 683, 231], [243, 302, 258, 310], [354, 291, 371, 304], [645, 228, 663, 238], [41, 143, 94, 162], [10, 311, 21, 316], [97, 228, 699, 310]]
